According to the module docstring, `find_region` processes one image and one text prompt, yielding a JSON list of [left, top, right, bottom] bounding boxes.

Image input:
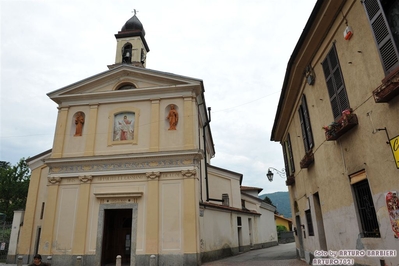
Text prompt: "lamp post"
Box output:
[[266, 167, 286, 182]]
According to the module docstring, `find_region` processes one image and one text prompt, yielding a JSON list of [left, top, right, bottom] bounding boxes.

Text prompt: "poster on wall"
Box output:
[[389, 135, 399, 169], [386, 191, 399, 238]]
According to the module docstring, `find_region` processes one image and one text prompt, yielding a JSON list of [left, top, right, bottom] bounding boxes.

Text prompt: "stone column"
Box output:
[[39, 176, 61, 255], [182, 170, 199, 254], [183, 97, 195, 149], [150, 100, 160, 152], [84, 104, 99, 156], [72, 175, 93, 254], [52, 107, 69, 158], [145, 172, 160, 254]]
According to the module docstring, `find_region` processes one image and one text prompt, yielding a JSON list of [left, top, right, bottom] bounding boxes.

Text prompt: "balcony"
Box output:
[[300, 150, 314, 169], [323, 110, 358, 141], [373, 68, 399, 103], [373, 81, 399, 103], [286, 175, 295, 186]]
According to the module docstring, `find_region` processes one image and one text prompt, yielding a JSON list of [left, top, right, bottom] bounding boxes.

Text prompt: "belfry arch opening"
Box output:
[[122, 43, 132, 64]]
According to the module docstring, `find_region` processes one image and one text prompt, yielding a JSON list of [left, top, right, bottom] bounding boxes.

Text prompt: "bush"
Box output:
[[276, 225, 288, 239]]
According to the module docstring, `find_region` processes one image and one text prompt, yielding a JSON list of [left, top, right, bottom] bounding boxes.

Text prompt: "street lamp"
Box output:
[[266, 167, 286, 182]]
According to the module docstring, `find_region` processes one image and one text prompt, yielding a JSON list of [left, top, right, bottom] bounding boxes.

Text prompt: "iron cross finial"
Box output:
[[132, 9, 138, 15]]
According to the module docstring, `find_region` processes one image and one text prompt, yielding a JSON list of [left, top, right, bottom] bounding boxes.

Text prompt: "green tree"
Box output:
[[263, 196, 274, 205], [0, 159, 30, 222], [276, 225, 288, 240]]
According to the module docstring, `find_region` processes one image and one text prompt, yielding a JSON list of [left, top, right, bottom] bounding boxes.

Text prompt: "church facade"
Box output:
[[11, 14, 277, 266]]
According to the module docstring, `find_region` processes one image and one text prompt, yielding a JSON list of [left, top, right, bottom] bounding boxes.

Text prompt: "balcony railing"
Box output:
[[323, 110, 358, 141], [300, 150, 314, 169]]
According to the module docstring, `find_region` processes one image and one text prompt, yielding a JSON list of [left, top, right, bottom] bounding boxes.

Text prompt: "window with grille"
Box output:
[[322, 44, 350, 120], [362, 0, 399, 75], [353, 179, 380, 238], [298, 94, 314, 152], [305, 209, 314, 236]]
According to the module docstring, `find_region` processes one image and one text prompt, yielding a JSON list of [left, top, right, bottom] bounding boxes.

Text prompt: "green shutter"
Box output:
[[363, 0, 399, 74], [302, 95, 314, 150], [322, 45, 349, 120]]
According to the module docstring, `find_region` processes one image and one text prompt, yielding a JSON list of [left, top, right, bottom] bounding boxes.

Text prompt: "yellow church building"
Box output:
[[9, 13, 277, 266]]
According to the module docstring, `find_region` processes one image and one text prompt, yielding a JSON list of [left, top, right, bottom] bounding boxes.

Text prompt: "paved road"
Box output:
[[203, 242, 308, 266]]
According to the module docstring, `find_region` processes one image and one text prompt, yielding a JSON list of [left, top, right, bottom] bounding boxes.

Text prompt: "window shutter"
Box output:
[[363, 0, 399, 74], [302, 95, 314, 150], [299, 106, 308, 152], [287, 134, 295, 174], [299, 95, 314, 152], [322, 45, 350, 120], [282, 142, 290, 177]]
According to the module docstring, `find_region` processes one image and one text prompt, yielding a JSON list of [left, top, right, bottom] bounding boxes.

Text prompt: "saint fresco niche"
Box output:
[[113, 112, 135, 141]]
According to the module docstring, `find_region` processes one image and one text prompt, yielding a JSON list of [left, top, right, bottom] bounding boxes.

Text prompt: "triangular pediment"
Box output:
[[48, 65, 204, 105]]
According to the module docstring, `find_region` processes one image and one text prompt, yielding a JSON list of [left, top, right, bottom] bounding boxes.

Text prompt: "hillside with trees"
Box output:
[[259, 191, 291, 218]]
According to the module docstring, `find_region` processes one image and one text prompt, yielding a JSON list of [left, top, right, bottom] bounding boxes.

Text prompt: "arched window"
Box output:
[[116, 83, 136, 90]]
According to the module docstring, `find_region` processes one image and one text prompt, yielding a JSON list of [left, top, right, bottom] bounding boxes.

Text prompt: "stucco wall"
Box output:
[[278, 0, 399, 265]]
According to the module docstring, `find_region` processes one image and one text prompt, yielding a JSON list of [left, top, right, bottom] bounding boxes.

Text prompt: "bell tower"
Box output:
[[113, 10, 150, 68]]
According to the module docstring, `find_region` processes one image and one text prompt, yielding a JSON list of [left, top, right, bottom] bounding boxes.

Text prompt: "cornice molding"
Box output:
[[47, 150, 202, 175]]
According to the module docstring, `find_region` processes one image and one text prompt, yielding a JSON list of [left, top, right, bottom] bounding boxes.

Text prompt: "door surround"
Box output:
[[95, 203, 138, 266]]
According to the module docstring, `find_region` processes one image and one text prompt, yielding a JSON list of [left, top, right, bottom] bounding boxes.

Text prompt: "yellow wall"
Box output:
[[275, 215, 291, 230]]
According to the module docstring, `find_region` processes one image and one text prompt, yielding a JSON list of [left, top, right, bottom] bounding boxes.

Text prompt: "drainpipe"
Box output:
[[202, 106, 223, 203]]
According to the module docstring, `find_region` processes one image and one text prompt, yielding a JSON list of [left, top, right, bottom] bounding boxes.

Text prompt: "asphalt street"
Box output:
[[203, 242, 308, 266]]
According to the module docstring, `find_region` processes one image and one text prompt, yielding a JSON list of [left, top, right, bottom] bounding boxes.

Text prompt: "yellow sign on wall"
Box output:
[[389, 135, 399, 169]]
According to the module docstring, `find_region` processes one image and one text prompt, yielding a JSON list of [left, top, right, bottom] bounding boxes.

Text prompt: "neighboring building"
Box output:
[[271, 0, 399, 265], [275, 214, 292, 231], [9, 14, 277, 266]]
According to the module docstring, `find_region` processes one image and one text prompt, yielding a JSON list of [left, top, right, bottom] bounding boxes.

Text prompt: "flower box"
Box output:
[[286, 175, 295, 186], [323, 110, 358, 141], [300, 150, 314, 169], [373, 81, 399, 103], [373, 68, 399, 103]]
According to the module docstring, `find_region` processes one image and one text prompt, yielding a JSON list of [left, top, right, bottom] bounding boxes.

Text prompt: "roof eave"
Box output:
[[271, 0, 346, 142]]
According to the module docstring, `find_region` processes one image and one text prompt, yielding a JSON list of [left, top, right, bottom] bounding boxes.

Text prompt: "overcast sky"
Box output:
[[0, 0, 316, 194]]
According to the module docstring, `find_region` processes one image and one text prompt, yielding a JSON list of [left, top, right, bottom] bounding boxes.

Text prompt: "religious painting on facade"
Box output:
[[113, 112, 135, 141], [386, 191, 399, 238]]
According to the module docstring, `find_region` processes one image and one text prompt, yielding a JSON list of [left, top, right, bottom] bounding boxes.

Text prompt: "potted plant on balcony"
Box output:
[[322, 108, 358, 141], [300, 150, 314, 169]]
